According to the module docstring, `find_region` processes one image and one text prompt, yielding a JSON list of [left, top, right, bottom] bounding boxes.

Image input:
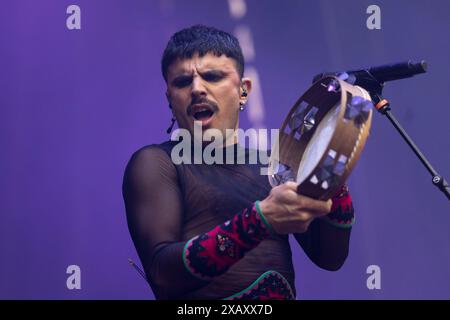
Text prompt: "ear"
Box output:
[[239, 78, 252, 105]]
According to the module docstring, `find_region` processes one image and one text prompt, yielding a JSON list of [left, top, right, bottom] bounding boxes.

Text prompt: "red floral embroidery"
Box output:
[[183, 203, 270, 279]]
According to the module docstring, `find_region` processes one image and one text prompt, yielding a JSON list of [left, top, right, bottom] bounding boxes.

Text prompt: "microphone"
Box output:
[[313, 60, 428, 87], [312, 60, 427, 102]]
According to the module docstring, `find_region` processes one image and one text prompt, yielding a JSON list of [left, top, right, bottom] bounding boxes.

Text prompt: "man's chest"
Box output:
[[179, 164, 271, 237]]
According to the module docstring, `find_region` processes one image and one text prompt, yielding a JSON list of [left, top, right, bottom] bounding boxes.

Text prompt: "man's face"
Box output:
[[166, 53, 250, 143]]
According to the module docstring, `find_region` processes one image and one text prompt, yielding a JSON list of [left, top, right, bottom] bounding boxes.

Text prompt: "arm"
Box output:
[[294, 186, 354, 271], [122, 147, 271, 299]]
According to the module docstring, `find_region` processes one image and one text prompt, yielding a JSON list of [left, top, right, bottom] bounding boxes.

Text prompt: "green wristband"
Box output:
[[255, 200, 275, 235], [320, 215, 355, 229]]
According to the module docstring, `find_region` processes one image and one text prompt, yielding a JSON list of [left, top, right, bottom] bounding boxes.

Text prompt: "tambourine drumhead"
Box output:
[[268, 76, 373, 200]]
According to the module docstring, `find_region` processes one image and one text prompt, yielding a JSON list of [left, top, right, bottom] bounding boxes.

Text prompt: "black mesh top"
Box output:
[[122, 140, 351, 299]]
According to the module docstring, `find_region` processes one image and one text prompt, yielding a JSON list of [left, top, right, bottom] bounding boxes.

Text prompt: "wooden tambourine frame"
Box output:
[[268, 76, 373, 200]]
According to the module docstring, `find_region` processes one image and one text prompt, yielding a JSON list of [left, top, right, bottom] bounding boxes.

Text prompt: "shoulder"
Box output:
[[129, 143, 168, 163], [128, 140, 177, 166], [123, 141, 178, 186]]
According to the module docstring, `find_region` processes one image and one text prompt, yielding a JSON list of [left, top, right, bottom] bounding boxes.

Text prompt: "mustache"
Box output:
[[186, 98, 219, 116]]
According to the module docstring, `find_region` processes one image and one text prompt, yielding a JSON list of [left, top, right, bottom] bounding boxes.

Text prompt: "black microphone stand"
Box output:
[[336, 62, 450, 201], [376, 99, 450, 201]]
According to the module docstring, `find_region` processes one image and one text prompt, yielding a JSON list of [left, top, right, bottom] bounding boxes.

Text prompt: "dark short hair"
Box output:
[[161, 25, 245, 82]]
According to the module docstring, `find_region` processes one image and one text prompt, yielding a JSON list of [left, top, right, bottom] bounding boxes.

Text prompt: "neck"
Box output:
[[224, 129, 238, 147]]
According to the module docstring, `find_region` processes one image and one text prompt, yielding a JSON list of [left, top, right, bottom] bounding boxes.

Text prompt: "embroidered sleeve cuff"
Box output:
[[182, 203, 270, 280], [320, 185, 355, 229]]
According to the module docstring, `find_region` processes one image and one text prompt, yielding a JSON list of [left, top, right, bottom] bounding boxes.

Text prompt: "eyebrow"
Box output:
[[202, 69, 226, 75], [173, 68, 227, 77], [170, 69, 227, 84]]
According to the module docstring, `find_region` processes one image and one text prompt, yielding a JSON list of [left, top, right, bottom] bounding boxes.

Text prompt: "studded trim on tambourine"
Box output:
[[268, 76, 373, 200]]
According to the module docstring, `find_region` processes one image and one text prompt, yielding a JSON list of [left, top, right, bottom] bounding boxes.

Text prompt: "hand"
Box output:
[[259, 181, 332, 234]]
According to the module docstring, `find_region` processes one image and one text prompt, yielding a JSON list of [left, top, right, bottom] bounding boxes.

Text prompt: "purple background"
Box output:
[[1, 0, 449, 299]]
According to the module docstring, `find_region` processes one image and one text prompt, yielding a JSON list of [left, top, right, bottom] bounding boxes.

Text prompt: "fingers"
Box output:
[[284, 181, 299, 190], [291, 196, 331, 222], [281, 182, 332, 215], [299, 197, 331, 215], [268, 182, 334, 234]]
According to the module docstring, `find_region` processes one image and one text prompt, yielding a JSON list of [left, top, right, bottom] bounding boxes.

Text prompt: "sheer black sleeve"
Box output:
[[294, 186, 354, 271], [122, 146, 270, 299], [122, 146, 208, 298]]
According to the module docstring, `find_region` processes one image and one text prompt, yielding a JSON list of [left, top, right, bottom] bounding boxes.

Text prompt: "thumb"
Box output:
[[284, 181, 299, 190]]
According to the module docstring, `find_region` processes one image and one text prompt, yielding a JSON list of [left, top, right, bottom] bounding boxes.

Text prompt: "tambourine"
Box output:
[[268, 76, 373, 200]]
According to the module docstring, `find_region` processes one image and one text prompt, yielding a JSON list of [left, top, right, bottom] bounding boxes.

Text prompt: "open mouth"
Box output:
[[191, 104, 216, 124], [193, 108, 214, 120]]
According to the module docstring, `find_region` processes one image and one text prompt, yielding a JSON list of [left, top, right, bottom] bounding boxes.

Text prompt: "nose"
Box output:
[[191, 75, 207, 99]]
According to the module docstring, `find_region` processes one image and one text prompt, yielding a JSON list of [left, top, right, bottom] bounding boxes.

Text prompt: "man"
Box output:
[[122, 25, 354, 300]]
